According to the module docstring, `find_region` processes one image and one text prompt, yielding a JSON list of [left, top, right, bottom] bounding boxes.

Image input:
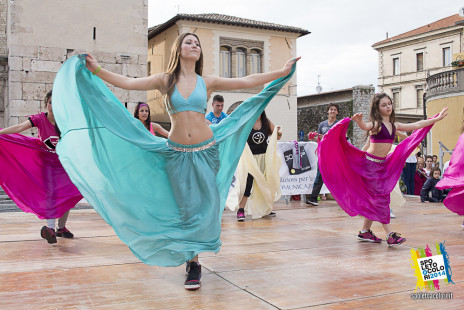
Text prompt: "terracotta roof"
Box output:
[[149, 13, 310, 39], [373, 14, 464, 47]]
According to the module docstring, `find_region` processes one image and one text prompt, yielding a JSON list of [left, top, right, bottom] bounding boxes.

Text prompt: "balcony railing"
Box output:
[[426, 67, 464, 99]]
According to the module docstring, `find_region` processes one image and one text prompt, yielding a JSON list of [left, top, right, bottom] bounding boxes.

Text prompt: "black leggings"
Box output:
[[244, 173, 254, 197]]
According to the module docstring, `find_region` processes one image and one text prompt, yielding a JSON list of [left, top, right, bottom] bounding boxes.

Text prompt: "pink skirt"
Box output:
[[436, 133, 464, 215], [0, 133, 82, 219], [318, 117, 433, 224]]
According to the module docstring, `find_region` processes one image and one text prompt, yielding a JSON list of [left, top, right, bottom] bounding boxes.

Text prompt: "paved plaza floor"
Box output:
[[0, 196, 463, 309]]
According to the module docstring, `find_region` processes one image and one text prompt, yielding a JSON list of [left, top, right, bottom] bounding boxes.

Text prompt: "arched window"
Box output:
[[236, 48, 246, 77], [220, 46, 231, 78], [227, 101, 243, 114], [250, 49, 261, 74]]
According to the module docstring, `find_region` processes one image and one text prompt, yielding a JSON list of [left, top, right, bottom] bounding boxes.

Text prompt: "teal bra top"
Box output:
[[167, 75, 207, 115]]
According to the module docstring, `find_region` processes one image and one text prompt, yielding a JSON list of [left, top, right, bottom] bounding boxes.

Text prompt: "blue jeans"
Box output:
[[309, 165, 324, 201], [402, 163, 416, 195]]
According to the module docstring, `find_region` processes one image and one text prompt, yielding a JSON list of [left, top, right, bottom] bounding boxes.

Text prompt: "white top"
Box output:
[[405, 153, 417, 163]]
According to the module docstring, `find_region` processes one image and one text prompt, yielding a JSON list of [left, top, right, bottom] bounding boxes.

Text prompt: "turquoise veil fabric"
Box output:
[[53, 55, 295, 266]]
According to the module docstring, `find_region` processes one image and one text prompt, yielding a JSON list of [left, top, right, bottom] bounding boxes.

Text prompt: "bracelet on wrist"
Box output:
[[92, 65, 102, 75]]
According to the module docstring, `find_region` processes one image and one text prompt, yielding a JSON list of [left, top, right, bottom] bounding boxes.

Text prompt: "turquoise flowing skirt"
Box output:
[[52, 55, 295, 266]]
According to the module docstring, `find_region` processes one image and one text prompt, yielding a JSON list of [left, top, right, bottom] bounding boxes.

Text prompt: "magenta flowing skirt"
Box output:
[[0, 133, 82, 219], [436, 133, 464, 215], [318, 117, 433, 224]]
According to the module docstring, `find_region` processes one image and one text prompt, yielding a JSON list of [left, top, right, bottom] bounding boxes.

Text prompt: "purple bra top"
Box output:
[[370, 122, 395, 143]]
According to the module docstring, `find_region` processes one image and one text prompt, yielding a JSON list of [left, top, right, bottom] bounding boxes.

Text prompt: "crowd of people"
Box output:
[[0, 33, 462, 291]]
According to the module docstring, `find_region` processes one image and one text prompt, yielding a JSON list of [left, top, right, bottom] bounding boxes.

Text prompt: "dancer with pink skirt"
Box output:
[[0, 91, 82, 244], [318, 93, 447, 246], [436, 118, 464, 226]]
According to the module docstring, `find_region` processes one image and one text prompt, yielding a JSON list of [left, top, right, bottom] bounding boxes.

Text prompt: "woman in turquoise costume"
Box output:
[[52, 33, 298, 290]]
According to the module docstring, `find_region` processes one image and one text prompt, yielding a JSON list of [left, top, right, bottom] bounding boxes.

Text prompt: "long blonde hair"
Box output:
[[164, 33, 203, 113]]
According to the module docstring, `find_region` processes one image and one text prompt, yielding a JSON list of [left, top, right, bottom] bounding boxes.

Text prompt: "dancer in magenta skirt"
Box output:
[[318, 93, 447, 246], [0, 91, 82, 244], [436, 114, 464, 224]]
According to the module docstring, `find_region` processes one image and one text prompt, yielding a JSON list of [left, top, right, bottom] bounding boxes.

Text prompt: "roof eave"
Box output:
[[149, 15, 310, 40]]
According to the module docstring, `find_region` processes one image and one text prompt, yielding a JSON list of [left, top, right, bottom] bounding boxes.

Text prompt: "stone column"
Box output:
[[352, 85, 375, 149]]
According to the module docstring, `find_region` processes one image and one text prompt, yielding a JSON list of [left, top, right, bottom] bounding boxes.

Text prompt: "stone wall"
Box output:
[[0, 0, 7, 125], [5, 0, 148, 135], [297, 85, 374, 146], [0, 57, 7, 125], [297, 100, 353, 141], [351, 85, 375, 149], [0, 0, 6, 56], [7, 47, 147, 136]]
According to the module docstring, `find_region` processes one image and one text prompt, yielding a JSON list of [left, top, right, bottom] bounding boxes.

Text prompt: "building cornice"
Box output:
[[373, 26, 462, 51]]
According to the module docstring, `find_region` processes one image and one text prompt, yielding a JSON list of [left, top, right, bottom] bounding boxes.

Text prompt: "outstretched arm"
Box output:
[[0, 120, 32, 135], [396, 107, 448, 132], [396, 131, 408, 140], [151, 123, 169, 138], [85, 54, 167, 92], [351, 113, 372, 132], [205, 57, 300, 92]]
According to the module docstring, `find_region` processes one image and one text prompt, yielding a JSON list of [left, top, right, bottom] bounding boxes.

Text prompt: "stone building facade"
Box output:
[[1, 0, 148, 136], [297, 85, 374, 149], [372, 14, 464, 118]]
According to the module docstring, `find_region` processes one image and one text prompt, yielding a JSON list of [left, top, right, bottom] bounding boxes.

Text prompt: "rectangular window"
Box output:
[[251, 52, 261, 74], [443, 47, 451, 66], [237, 49, 246, 78], [393, 57, 400, 75], [416, 53, 424, 71], [220, 47, 231, 78], [147, 61, 151, 76], [416, 88, 424, 108], [392, 91, 400, 109]]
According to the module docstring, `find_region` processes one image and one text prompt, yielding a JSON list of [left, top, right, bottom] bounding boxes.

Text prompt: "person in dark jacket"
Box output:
[[421, 166, 444, 203]]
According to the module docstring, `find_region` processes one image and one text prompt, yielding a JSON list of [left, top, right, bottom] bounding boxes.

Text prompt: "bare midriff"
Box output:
[[168, 111, 213, 145], [366, 142, 392, 158]]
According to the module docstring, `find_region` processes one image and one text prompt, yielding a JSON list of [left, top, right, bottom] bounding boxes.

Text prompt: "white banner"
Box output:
[[277, 141, 329, 195]]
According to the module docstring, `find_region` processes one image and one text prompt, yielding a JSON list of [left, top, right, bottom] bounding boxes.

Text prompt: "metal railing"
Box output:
[[438, 141, 453, 173]]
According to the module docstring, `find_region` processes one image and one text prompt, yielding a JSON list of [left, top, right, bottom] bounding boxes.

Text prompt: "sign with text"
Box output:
[[277, 141, 329, 195]]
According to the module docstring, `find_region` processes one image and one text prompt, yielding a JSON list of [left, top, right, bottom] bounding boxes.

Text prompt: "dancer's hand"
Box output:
[[351, 113, 363, 123], [434, 107, 448, 122], [282, 57, 301, 76], [85, 54, 100, 73]]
